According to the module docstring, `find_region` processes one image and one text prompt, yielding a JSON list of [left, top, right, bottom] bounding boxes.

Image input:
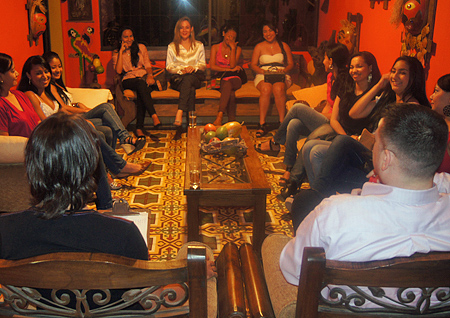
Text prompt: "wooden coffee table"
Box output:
[[184, 126, 271, 253]]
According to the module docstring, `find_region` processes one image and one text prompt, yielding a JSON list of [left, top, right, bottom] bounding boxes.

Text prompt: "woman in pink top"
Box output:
[[113, 26, 161, 138], [210, 25, 243, 126], [0, 53, 40, 137]]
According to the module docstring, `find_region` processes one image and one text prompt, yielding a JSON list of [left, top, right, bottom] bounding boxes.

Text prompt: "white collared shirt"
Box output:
[[280, 179, 450, 285], [166, 41, 206, 75]]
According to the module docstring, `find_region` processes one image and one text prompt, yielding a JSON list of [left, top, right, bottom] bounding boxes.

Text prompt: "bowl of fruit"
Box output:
[[200, 121, 247, 155]]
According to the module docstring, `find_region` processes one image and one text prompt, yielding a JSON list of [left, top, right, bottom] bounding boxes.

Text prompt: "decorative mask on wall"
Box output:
[[27, 0, 47, 46], [391, 0, 436, 69], [338, 20, 357, 55], [401, 0, 429, 36]]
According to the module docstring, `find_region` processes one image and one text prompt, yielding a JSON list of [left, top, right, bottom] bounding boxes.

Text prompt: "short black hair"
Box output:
[[380, 103, 448, 179], [25, 113, 101, 219]]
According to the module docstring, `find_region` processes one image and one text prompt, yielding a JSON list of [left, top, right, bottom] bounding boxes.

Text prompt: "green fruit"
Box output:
[[216, 125, 228, 140], [95, 65, 105, 74], [204, 131, 216, 143]]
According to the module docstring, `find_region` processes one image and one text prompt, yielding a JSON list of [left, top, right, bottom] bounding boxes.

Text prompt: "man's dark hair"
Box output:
[[25, 113, 101, 219], [380, 103, 448, 179]]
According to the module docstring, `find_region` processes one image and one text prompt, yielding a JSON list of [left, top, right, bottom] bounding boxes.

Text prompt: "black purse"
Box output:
[[262, 64, 286, 84], [264, 72, 286, 83], [215, 68, 248, 85]]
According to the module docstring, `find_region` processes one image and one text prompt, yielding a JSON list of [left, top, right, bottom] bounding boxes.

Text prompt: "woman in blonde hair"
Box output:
[[166, 16, 207, 140]]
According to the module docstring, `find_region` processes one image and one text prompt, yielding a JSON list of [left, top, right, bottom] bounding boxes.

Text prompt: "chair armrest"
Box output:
[[67, 87, 113, 109], [239, 243, 275, 318], [216, 242, 246, 318], [0, 135, 28, 164]]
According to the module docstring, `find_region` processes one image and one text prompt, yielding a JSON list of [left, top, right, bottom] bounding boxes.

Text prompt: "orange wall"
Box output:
[[0, 0, 44, 79], [318, 0, 450, 96], [1, 0, 448, 93]]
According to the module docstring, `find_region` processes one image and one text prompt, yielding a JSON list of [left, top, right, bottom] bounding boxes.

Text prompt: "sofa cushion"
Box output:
[[0, 135, 28, 164], [67, 87, 114, 109], [291, 83, 327, 109], [235, 82, 302, 99]]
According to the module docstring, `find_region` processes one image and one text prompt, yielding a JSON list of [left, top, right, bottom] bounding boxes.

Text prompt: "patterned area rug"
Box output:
[[112, 129, 294, 260]]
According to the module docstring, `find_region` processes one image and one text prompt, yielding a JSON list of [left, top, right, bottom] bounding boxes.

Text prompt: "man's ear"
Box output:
[[381, 149, 394, 171]]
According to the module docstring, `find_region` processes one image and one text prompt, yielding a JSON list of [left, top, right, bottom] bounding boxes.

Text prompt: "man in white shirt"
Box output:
[[262, 104, 450, 315]]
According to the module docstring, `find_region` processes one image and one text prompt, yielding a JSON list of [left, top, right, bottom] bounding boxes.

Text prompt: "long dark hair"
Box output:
[[42, 51, 70, 105], [17, 55, 59, 106], [0, 53, 13, 93], [437, 74, 450, 93], [116, 26, 140, 68], [378, 56, 430, 108], [369, 56, 429, 132], [326, 43, 350, 101], [26, 112, 101, 219], [261, 22, 287, 66]]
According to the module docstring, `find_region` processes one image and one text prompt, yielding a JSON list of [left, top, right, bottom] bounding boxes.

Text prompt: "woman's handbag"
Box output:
[[151, 69, 167, 91], [206, 72, 226, 90], [211, 68, 248, 87], [261, 64, 286, 84]]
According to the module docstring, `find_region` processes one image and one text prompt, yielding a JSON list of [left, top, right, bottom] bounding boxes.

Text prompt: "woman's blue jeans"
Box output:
[[273, 103, 329, 167], [84, 103, 130, 145], [311, 135, 372, 196]]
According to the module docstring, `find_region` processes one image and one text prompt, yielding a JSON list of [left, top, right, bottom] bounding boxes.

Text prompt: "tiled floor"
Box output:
[[111, 128, 294, 260]]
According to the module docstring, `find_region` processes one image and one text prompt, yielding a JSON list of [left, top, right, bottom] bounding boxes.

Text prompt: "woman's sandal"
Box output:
[[254, 139, 280, 156], [256, 123, 270, 138], [122, 136, 146, 155], [279, 167, 292, 187], [115, 161, 152, 179]]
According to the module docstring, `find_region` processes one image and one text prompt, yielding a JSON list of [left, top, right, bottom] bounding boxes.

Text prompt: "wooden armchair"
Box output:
[[0, 246, 210, 317], [244, 242, 450, 318]]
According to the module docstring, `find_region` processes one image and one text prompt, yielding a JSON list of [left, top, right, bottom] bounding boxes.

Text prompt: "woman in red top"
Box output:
[[0, 53, 40, 137]]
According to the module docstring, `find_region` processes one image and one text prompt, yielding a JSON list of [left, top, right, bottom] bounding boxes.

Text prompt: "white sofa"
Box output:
[[0, 88, 113, 212]]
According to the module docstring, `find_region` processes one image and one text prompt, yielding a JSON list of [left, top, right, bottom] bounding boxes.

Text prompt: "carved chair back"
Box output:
[[0, 246, 207, 317], [297, 247, 450, 317]]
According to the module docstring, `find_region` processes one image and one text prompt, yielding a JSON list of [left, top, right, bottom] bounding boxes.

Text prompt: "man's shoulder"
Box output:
[[317, 191, 383, 218]]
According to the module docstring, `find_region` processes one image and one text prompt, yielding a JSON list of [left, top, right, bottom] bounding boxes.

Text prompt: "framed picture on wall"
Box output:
[[68, 0, 93, 21]]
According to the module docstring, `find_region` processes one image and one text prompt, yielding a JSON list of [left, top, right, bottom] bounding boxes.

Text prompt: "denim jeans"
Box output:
[[311, 135, 372, 196], [302, 139, 332, 184], [83, 103, 130, 145], [98, 133, 127, 176], [93, 124, 114, 148], [273, 103, 329, 167]]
